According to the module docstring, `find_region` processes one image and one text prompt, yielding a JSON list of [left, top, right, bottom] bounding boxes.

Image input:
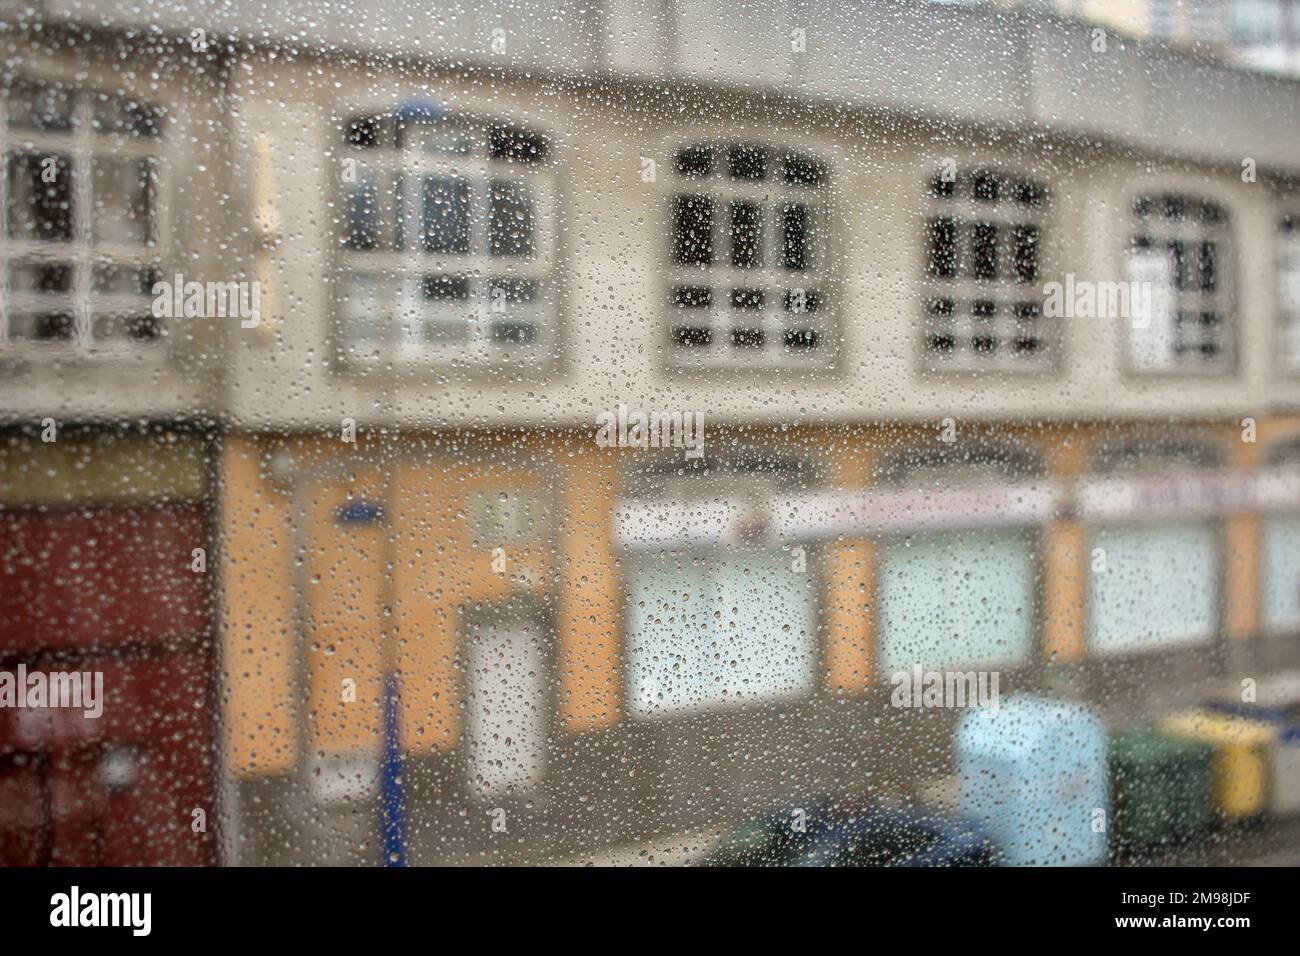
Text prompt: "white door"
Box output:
[[464, 617, 546, 798]]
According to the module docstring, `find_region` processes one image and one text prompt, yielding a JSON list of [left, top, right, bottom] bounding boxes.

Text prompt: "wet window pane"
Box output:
[[5, 0, 1300, 882]]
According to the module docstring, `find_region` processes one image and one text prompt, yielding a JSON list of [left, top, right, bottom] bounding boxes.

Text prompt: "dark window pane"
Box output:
[[730, 288, 765, 310], [422, 176, 471, 254], [673, 285, 712, 308], [731, 327, 765, 348], [345, 114, 383, 148], [673, 194, 713, 265], [1015, 180, 1047, 206], [971, 223, 999, 280], [673, 325, 712, 347], [783, 328, 819, 349], [94, 313, 163, 342], [1013, 224, 1039, 283], [488, 124, 547, 163], [1199, 241, 1218, 292], [1168, 239, 1188, 290], [926, 217, 957, 279], [15, 311, 76, 340], [342, 177, 380, 250], [489, 179, 535, 257], [927, 297, 955, 317], [730, 201, 762, 268], [971, 170, 999, 202], [781, 203, 810, 271], [784, 153, 824, 187], [491, 320, 538, 344], [727, 144, 766, 181], [27, 263, 73, 292], [676, 145, 712, 178], [7, 153, 74, 242], [489, 277, 539, 303], [422, 274, 470, 300], [127, 102, 163, 139]]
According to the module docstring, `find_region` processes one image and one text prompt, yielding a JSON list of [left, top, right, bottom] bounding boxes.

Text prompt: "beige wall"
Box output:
[[217, 56, 1300, 433]]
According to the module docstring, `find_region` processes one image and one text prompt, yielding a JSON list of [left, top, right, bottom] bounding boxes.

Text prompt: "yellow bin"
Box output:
[[1159, 710, 1275, 819]]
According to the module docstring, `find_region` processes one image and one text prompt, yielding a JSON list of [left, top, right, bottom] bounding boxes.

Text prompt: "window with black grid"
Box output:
[[920, 167, 1051, 371], [1278, 213, 1300, 369], [666, 142, 830, 368], [0, 79, 165, 350], [1127, 193, 1233, 372]]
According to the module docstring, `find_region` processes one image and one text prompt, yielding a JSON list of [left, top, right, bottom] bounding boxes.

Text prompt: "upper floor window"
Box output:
[[921, 167, 1051, 370], [1279, 213, 1300, 370], [1, 80, 164, 350], [334, 106, 555, 367], [1126, 193, 1233, 372], [666, 142, 830, 368]]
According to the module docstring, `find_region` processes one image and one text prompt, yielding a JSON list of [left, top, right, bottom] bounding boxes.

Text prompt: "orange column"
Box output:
[[219, 436, 299, 775], [1042, 523, 1088, 664], [822, 429, 876, 694], [1041, 430, 1089, 664], [824, 539, 875, 695], [557, 447, 621, 731]]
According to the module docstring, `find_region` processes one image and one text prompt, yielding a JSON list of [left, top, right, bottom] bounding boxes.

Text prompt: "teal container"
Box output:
[[956, 694, 1108, 866]]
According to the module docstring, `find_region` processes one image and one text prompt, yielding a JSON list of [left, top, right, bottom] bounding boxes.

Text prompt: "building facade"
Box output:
[[3, 0, 1300, 864]]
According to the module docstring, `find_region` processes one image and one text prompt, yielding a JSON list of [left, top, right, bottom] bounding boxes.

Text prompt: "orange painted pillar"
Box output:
[[822, 428, 877, 694], [1041, 430, 1089, 663], [558, 447, 622, 731], [824, 539, 875, 695], [219, 436, 299, 775], [1042, 522, 1088, 664]]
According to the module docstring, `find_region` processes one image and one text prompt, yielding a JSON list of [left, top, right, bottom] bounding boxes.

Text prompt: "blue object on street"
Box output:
[[956, 694, 1108, 866]]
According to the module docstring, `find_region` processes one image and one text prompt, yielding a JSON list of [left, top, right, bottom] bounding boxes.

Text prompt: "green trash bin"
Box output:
[[1110, 726, 1215, 852]]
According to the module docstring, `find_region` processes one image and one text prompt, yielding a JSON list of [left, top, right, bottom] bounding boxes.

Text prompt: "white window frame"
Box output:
[[0, 78, 169, 354], [660, 139, 836, 370], [331, 107, 559, 370], [1120, 183, 1237, 376], [917, 162, 1055, 373], [1276, 209, 1300, 373]]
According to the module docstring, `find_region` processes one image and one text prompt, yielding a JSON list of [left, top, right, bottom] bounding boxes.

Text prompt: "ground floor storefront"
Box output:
[[214, 418, 1300, 864]]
